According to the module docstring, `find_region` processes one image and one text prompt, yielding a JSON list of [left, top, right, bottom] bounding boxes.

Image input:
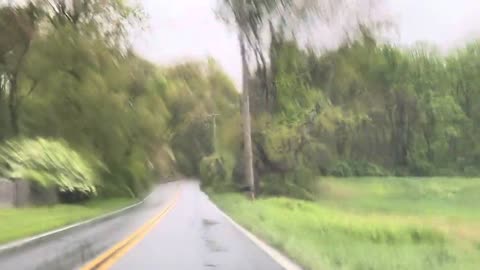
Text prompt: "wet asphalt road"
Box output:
[[0, 181, 284, 270]]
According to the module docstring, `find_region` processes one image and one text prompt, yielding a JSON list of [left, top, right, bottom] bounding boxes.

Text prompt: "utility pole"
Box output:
[[238, 0, 255, 199]]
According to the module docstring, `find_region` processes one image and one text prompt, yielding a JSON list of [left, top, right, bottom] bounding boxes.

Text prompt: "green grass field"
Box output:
[[211, 177, 480, 270], [0, 198, 135, 244]]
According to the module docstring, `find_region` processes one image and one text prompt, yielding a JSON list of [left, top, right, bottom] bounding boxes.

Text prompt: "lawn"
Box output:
[[211, 177, 480, 270], [0, 198, 135, 244]]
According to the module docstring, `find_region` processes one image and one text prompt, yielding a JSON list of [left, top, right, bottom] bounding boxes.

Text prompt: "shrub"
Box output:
[[299, 142, 333, 174], [328, 160, 390, 177], [462, 166, 480, 177], [408, 160, 434, 176], [175, 151, 197, 177], [328, 161, 354, 177], [0, 138, 101, 196], [359, 161, 390, 177], [199, 154, 231, 191]]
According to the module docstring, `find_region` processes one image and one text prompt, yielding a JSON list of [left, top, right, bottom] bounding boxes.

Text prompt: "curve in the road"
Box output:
[[0, 180, 291, 270]]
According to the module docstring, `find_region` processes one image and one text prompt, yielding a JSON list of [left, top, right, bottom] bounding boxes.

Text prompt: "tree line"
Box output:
[[224, 30, 480, 198], [0, 0, 239, 200], [205, 0, 480, 199], [2, 0, 479, 201]]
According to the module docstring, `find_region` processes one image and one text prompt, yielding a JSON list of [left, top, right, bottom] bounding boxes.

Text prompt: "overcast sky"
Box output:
[[133, 0, 480, 87]]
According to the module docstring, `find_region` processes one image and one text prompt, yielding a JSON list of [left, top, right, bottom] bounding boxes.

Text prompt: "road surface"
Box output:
[[0, 181, 285, 270]]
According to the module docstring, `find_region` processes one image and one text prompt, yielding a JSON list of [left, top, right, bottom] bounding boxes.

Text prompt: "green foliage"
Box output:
[[328, 161, 354, 177], [0, 138, 100, 194], [329, 160, 390, 177], [199, 154, 231, 191], [0, 0, 240, 198], [226, 34, 480, 199], [165, 60, 240, 181], [213, 177, 480, 270], [5, 0, 480, 206]]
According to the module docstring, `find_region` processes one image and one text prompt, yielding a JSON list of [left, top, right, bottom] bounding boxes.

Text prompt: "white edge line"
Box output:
[[0, 191, 155, 254], [208, 198, 303, 270]]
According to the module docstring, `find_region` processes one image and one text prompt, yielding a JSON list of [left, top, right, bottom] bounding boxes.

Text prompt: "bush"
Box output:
[[328, 161, 354, 177], [175, 151, 197, 177], [359, 161, 390, 176], [299, 142, 333, 174], [462, 166, 480, 177], [199, 154, 231, 191], [0, 138, 101, 196], [328, 160, 390, 177], [408, 160, 434, 176]]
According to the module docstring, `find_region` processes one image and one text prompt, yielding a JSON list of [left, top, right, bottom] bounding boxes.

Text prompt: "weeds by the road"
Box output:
[[211, 177, 480, 270], [0, 198, 135, 244]]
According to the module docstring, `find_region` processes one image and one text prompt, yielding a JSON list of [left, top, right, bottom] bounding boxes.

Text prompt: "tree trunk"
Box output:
[[8, 77, 19, 136], [240, 32, 255, 198], [424, 129, 434, 162]]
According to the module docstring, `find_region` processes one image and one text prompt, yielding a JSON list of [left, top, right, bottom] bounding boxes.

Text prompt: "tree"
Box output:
[[228, 0, 255, 197], [216, 0, 332, 197], [42, 0, 144, 47], [0, 3, 39, 135], [0, 0, 240, 198], [0, 0, 142, 136]]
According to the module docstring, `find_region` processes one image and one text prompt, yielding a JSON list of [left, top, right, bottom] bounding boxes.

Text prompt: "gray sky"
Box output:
[[134, 0, 480, 87]]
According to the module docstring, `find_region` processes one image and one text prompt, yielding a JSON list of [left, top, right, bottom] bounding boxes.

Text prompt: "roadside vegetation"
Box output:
[[0, 1, 238, 199], [1, 1, 479, 268], [199, 0, 480, 200], [0, 0, 238, 242], [205, 3, 480, 268], [212, 177, 480, 270], [0, 198, 134, 244]]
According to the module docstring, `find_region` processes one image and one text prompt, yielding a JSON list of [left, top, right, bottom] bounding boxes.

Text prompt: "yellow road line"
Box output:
[[81, 188, 182, 270]]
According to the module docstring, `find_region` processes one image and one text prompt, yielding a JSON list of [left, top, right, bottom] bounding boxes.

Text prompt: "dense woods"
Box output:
[[0, 1, 239, 199], [2, 0, 480, 201], [209, 0, 480, 198], [235, 31, 480, 197]]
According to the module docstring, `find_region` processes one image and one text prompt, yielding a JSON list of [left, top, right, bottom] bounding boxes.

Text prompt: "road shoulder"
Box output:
[[0, 193, 152, 258], [207, 194, 303, 270]]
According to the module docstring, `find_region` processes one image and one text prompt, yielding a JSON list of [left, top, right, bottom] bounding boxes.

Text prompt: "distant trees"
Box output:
[[3, 0, 480, 202], [243, 32, 480, 198], [0, 3, 39, 135], [198, 2, 480, 198], [0, 1, 239, 198], [216, 0, 359, 196]]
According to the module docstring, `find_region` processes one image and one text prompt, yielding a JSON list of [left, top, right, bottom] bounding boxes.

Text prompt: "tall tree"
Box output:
[[216, 0, 327, 197], [216, 0, 383, 195], [0, 3, 39, 135], [217, 0, 257, 197]]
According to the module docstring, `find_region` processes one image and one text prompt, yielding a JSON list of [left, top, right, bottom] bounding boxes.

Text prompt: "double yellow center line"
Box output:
[[81, 188, 182, 270]]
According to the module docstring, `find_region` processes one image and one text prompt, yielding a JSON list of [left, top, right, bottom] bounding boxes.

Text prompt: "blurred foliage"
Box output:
[[212, 27, 480, 198], [328, 160, 390, 177], [0, 138, 100, 195], [0, 1, 239, 198], [3, 0, 480, 202]]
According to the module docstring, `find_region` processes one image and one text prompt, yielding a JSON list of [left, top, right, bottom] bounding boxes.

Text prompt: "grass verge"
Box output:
[[0, 198, 135, 245], [211, 177, 480, 270]]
